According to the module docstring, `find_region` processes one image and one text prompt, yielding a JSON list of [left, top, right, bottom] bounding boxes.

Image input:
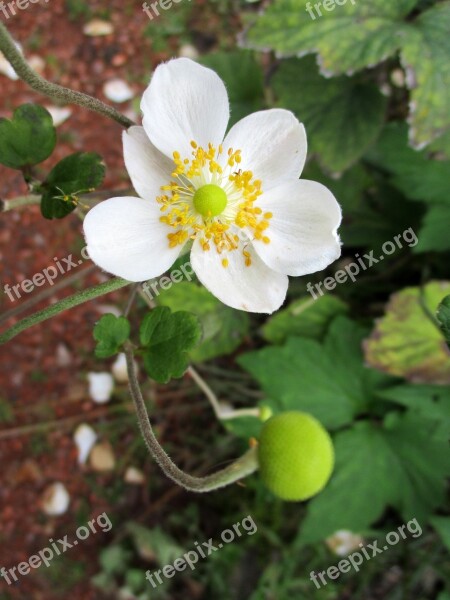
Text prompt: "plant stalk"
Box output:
[[124, 343, 259, 493]]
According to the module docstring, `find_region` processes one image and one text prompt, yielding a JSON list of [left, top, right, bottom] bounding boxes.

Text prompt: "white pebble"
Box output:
[[88, 372, 114, 404]]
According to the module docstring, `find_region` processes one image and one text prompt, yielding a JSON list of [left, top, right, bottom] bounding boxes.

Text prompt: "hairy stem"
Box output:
[[0, 277, 130, 344], [125, 343, 259, 492], [0, 195, 41, 212], [0, 22, 134, 129]]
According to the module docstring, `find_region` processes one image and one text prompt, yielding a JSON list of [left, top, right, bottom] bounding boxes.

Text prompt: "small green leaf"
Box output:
[[365, 122, 450, 204], [272, 57, 387, 172], [140, 306, 201, 383], [199, 51, 265, 127], [437, 295, 450, 346], [156, 282, 249, 361], [126, 523, 184, 566], [0, 104, 56, 169], [93, 314, 131, 359], [99, 545, 131, 576], [376, 384, 450, 434], [41, 152, 105, 219], [364, 282, 450, 384], [262, 295, 348, 344]]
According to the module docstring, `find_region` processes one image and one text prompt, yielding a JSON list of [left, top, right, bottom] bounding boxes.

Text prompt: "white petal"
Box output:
[[84, 197, 181, 281], [222, 109, 307, 188], [250, 180, 342, 276], [123, 126, 173, 202], [141, 58, 229, 160], [190, 237, 288, 314]]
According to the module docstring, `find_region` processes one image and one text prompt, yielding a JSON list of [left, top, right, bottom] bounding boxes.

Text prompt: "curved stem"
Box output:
[[0, 22, 134, 129], [124, 343, 259, 493], [0, 277, 130, 344]]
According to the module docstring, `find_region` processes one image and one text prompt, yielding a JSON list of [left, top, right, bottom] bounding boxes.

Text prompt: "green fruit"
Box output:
[[258, 411, 334, 501]]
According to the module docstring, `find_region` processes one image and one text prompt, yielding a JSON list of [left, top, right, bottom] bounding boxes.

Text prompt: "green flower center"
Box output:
[[193, 184, 227, 218]]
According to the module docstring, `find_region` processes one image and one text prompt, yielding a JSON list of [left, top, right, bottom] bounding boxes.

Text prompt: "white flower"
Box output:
[[84, 58, 342, 313]]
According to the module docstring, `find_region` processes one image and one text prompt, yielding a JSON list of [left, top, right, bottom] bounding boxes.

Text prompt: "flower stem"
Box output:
[[0, 22, 134, 129], [124, 343, 259, 492], [0, 277, 130, 344], [0, 264, 97, 326], [0, 195, 41, 212], [187, 366, 260, 420]]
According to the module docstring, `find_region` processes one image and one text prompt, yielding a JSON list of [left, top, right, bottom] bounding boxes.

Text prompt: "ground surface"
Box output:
[[0, 2, 221, 597]]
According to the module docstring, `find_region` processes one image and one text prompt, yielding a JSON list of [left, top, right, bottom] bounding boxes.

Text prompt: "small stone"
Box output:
[[41, 483, 70, 516], [88, 372, 114, 404], [124, 466, 145, 485], [83, 19, 114, 37], [391, 68, 406, 88], [74, 424, 97, 464], [46, 106, 73, 127], [325, 530, 364, 556], [103, 79, 134, 103], [178, 44, 199, 60], [111, 352, 138, 383], [90, 441, 116, 472], [56, 343, 72, 367], [0, 51, 19, 80], [27, 55, 46, 75]]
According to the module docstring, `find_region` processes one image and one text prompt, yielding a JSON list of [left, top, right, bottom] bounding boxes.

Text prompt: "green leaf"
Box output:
[[401, 3, 450, 148], [41, 152, 105, 219], [0, 104, 56, 169], [99, 545, 131, 576], [139, 306, 201, 383], [437, 295, 450, 346], [364, 281, 450, 384], [262, 295, 348, 344], [239, 317, 385, 429], [365, 122, 450, 204], [415, 204, 450, 252], [382, 411, 450, 521], [272, 57, 387, 172], [126, 522, 184, 566], [376, 384, 450, 440], [245, 0, 418, 74], [156, 282, 249, 362], [199, 51, 265, 127], [300, 422, 396, 543], [93, 314, 131, 359], [301, 412, 450, 542], [430, 516, 450, 551], [247, 0, 450, 148]]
